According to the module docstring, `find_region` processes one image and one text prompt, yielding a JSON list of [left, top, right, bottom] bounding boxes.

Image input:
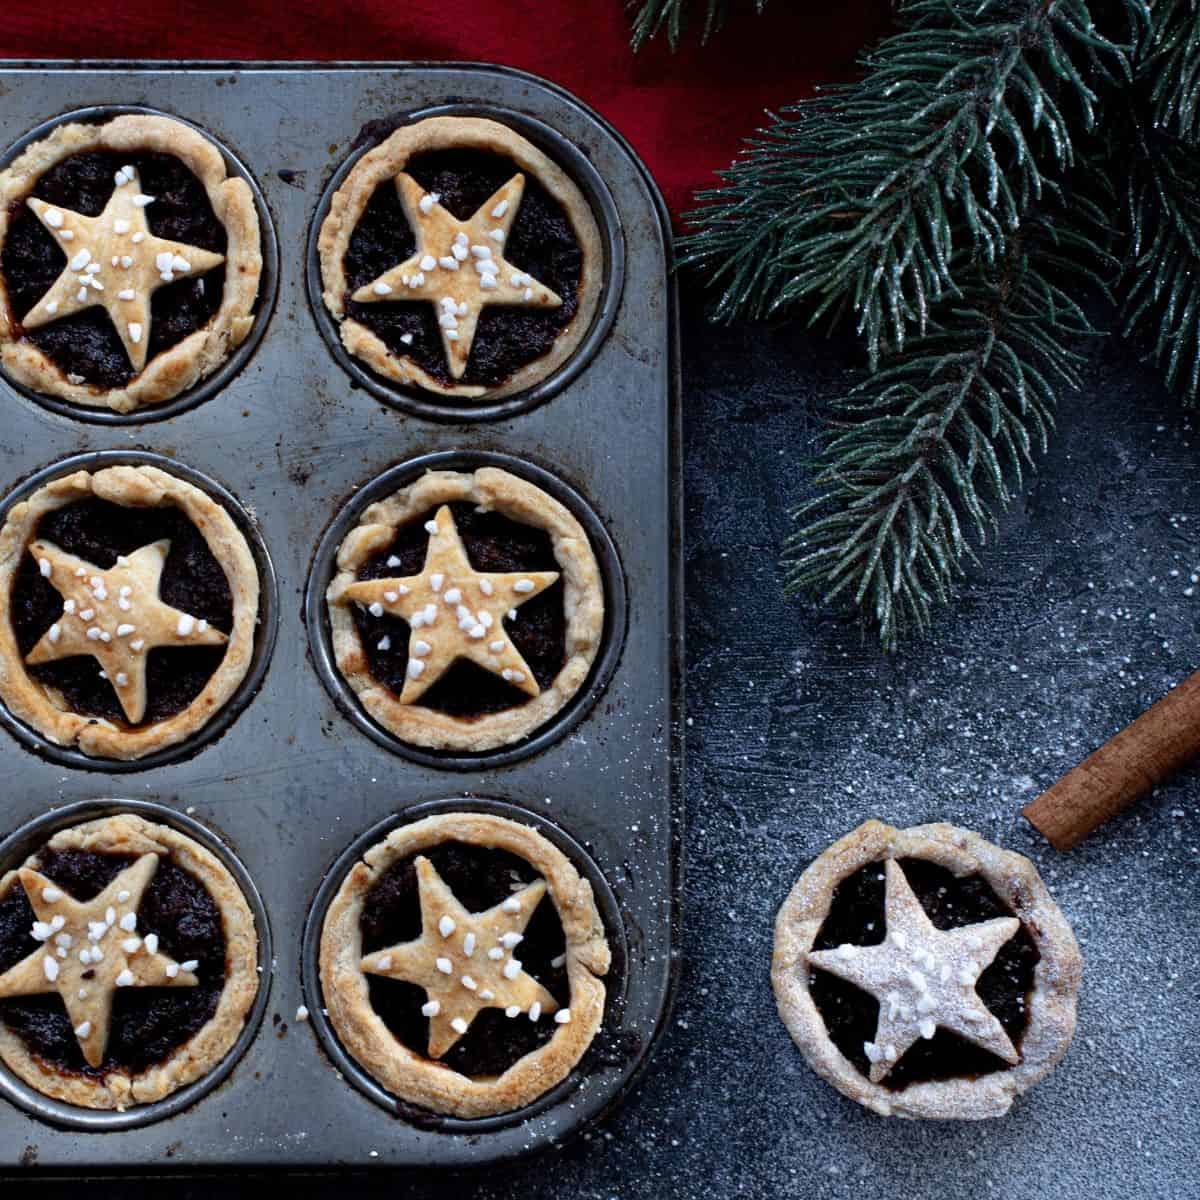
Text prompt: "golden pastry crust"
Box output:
[[0, 813, 259, 1111], [320, 811, 610, 1118], [327, 467, 604, 753], [772, 820, 1082, 1120], [0, 464, 260, 760], [318, 115, 603, 400], [0, 114, 262, 414]]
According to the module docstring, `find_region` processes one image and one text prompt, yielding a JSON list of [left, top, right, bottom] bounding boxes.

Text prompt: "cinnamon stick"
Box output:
[[1023, 667, 1200, 850]]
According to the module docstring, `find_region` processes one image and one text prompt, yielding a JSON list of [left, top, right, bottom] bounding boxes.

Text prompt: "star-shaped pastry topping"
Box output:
[[351, 172, 561, 379], [340, 505, 558, 705], [25, 538, 227, 724], [22, 164, 224, 371], [806, 859, 1021, 1083], [362, 856, 565, 1058], [0, 854, 198, 1067]]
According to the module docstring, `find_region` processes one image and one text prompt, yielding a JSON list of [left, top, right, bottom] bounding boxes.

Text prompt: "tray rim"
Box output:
[[0, 57, 685, 1171]]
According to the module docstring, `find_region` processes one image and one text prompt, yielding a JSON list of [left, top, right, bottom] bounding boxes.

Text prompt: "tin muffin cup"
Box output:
[[305, 449, 627, 770], [305, 102, 625, 424], [0, 103, 279, 426], [0, 797, 273, 1131], [300, 795, 628, 1135], [0, 449, 279, 773]]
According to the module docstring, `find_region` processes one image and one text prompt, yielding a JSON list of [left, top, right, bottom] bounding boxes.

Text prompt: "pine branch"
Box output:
[[1118, 121, 1200, 403], [679, 0, 1137, 367], [629, 0, 767, 49], [1101, 0, 1200, 404], [783, 209, 1111, 648], [1142, 0, 1200, 144]]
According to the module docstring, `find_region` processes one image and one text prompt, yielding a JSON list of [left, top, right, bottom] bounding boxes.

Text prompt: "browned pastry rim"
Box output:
[[0, 464, 260, 761], [318, 115, 603, 400], [0, 113, 261, 413], [326, 467, 603, 753], [0, 813, 259, 1111], [320, 811, 610, 1118]]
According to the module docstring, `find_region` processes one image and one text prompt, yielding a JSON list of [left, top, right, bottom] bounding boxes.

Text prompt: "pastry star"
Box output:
[[362, 856, 559, 1058], [25, 537, 227, 724], [351, 172, 561, 379], [23, 164, 224, 371], [0, 854, 198, 1067], [807, 859, 1021, 1083], [341, 504, 558, 705]]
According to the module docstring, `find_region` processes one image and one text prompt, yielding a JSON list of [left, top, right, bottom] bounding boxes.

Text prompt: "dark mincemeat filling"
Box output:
[[343, 147, 583, 390], [2, 149, 227, 389], [8, 497, 233, 725], [0, 847, 225, 1077], [360, 841, 569, 1080], [810, 857, 1039, 1089], [352, 500, 566, 720]]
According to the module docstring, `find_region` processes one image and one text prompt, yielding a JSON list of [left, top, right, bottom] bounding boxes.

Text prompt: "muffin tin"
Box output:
[[0, 63, 681, 1169]]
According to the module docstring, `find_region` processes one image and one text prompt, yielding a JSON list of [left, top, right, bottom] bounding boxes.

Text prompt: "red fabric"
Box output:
[[0, 3, 886, 219]]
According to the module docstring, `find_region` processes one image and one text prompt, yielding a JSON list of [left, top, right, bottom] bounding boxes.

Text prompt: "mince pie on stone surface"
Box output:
[[772, 820, 1081, 1120], [318, 115, 602, 400], [0, 813, 258, 1110], [326, 466, 603, 753], [0, 113, 261, 413], [320, 811, 609, 1118], [0, 464, 260, 760]]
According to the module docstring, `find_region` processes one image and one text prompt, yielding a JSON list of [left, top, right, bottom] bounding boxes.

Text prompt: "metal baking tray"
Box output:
[[0, 61, 681, 1172]]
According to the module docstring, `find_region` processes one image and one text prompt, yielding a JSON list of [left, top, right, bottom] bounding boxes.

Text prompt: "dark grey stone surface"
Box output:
[[29, 295, 1200, 1197]]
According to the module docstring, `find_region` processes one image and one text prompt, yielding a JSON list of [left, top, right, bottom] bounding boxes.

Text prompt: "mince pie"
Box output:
[[320, 811, 609, 1118], [326, 466, 604, 753], [772, 820, 1081, 1119], [0, 813, 259, 1110], [0, 463, 260, 760], [318, 115, 603, 400], [0, 113, 262, 413]]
